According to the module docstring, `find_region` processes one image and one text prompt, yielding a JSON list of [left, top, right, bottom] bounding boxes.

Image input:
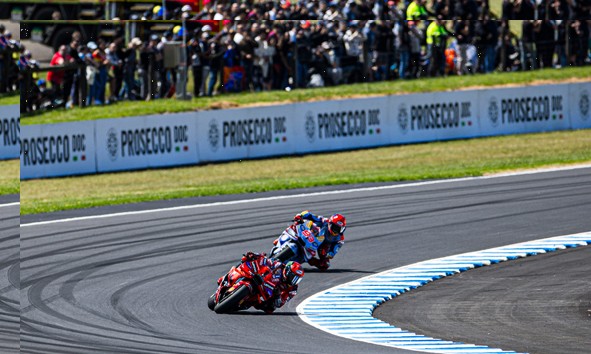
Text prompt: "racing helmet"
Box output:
[[328, 214, 346, 235], [283, 261, 304, 286]]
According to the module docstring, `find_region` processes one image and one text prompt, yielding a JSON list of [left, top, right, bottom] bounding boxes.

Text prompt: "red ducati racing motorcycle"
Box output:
[[208, 255, 277, 314]]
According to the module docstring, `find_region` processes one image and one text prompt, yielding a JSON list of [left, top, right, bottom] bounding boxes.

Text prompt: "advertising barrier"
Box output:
[[0, 105, 20, 160], [390, 90, 480, 144], [292, 97, 389, 153], [197, 105, 297, 162], [20, 82, 591, 180], [95, 113, 199, 172], [21, 121, 96, 179], [478, 84, 571, 136]]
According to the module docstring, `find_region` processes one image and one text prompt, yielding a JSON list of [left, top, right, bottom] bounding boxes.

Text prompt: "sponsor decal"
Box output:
[[398, 103, 409, 134], [210, 116, 288, 150], [307, 109, 381, 140], [109, 125, 190, 159], [580, 89, 589, 121], [409, 101, 473, 130], [21, 133, 86, 166], [107, 128, 118, 161], [305, 111, 316, 143], [488, 97, 500, 127], [208, 119, 220, 152], [0, 116, 19, 148], [496, 94, 565, 124]]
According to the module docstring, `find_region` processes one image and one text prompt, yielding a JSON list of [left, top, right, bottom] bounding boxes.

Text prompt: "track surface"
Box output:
[[374, 245, 591, 354], [0, 197, 20, 353], [20, 168, 591, 353]]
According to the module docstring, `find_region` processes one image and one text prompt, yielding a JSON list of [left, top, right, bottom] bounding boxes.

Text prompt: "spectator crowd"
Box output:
[[0, 24, 20, 95], [19, 0, 591, 113]]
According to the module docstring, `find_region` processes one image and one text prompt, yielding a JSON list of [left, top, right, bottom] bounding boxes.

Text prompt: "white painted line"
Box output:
[[21, 164, 591, 227], [297, 231, 590, 354], [0, 202, 19, 208]]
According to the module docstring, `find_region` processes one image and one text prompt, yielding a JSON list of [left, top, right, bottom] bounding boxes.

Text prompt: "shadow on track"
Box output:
[[304, 268, 375, 274], [223, 311, 299, 316]]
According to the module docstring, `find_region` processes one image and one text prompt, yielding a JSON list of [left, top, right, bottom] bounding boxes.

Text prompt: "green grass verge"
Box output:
[[22, 67, 589, 125], [0, 94, 19, 106], [20, 129, 591, 214], [0, 159, 20, 195]]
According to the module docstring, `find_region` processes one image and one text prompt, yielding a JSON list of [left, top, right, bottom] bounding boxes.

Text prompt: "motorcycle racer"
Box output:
[[230, 252, 304, 313], [292, 211, 346, 271]]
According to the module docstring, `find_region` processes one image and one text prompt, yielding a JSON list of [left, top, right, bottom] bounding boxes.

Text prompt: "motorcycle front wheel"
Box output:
[[207, 293, 216, 311], [272, 246, 296, 263], [213, 285, 251, 314]]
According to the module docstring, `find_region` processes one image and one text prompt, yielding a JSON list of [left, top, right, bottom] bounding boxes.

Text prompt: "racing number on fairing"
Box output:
[[302, 230, 314, 242]]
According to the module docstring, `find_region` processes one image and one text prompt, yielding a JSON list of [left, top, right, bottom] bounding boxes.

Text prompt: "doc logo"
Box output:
[[305, 111, 315, 143], [397, 103, 409, 134], [107, 128, 118, 161], [580, 89, 589, 121], [208, 119, 220, 152], [488, 96, 500, 127]]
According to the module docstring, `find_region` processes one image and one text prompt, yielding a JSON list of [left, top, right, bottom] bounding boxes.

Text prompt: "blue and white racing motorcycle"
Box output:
[[270, 220, 325, 264]]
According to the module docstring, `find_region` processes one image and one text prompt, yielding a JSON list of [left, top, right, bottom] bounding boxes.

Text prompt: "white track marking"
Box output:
[[297, 232, 591, 354], [20, 164, 591, 227], [0, 202, 19, 208]]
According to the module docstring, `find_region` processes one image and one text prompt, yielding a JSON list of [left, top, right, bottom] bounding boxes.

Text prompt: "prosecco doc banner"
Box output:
[[19, 82, 591, 179], [0, 105, 19, 160]]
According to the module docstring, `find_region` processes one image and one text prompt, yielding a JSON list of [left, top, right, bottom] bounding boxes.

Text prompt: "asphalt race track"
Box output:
[[19, 167, 591, 353], [0, 196, 20, 353], [374, 244, 591, 354]]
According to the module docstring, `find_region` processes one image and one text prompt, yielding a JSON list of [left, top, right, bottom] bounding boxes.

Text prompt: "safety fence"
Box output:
[[20, 82, 591, 179]]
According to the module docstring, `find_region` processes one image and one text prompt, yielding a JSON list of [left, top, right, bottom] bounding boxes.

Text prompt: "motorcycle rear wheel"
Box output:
[[214, 286, 251, 314]]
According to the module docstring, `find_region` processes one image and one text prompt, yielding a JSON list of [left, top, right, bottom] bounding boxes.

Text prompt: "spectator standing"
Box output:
[[521, 20, 537, 70], [454, 0, 480, 20], [454, 20, 474, 75], [222, 36, 241, 92], [395, 20, 411, 79], [158, 31, 174, 98], [568, 20, 590, 67], [0, 24, 7, 93], [67, 38, 84, 107], [534, 20, 555, 69], [107, 41, 123, 102], [553, 20, 568, 68], [82, 42, 100, 106], [426, 19, 449, 77], [375, 21, 394, 80], [406, 0, 431, 20], [295, 27, 313, 88], [237, 25, 258, 92], [120, 37, 141, 100], [342, 22, 365, 83], [475, 14, 499, 73], [206, 34, 224, 96], [273, 27, 291, 89], [548, 0, 570, 20], [94, 39, 110, 104], [254, 33, 276, 91], [140, 35, 160, 100], [188, 31, 205, 97], [47, 45, 71, 102]]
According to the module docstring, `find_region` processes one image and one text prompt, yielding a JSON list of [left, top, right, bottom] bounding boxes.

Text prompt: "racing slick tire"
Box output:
[[271, 246, 296, 263], [213, 285, 250, 314], [207, 293, 216, 311]]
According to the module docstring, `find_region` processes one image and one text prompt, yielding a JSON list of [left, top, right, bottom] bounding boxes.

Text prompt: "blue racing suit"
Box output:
[[294, 210, 345, 270]]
